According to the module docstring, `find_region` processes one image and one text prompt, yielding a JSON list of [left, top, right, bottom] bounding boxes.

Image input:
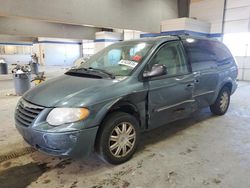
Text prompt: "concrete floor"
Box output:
[[0, 76, 250, 188], [0, 66, 67, 94]]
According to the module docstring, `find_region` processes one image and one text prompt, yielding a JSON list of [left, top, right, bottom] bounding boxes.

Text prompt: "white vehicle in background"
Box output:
[[72, 56, 91, 68]]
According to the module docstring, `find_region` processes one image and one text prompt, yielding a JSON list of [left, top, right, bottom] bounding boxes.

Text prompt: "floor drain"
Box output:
[[0, 147, 36, 163]]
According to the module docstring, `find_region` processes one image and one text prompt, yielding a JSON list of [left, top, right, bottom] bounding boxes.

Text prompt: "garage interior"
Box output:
[[0, 0, 250, 187]]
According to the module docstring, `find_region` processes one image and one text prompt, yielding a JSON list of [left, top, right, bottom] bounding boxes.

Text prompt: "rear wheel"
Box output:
[[210, 87, 230, 115], [96, 112, 140, 164]]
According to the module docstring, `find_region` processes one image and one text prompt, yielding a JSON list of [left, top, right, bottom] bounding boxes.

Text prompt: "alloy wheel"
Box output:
[[109, 122, 136, 158], [220, 91, 229, 112]]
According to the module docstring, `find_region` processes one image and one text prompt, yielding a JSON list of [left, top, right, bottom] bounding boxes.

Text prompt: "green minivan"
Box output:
[[15, 35, 238, 164]]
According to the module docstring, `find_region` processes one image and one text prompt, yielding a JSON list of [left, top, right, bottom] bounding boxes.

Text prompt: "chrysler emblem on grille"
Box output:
[[20, 99, 44, 109], [21, 100, 31, 108]]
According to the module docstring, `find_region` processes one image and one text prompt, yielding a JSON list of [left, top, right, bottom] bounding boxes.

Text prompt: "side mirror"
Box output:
[[143, 64, 167, 78]]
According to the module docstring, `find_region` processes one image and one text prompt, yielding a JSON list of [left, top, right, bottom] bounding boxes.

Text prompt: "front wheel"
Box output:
[[210, 87, 231, 115], [96, 112, 140, 164]]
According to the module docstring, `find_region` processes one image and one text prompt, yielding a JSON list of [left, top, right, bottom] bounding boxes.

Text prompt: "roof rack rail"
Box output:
[[169, 34, 182, 40], [170, 33, 192, 40]]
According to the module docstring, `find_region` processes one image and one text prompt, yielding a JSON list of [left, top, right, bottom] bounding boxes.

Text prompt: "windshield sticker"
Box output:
[[132, 55, 142, 62], [118, 60, 138, 68]]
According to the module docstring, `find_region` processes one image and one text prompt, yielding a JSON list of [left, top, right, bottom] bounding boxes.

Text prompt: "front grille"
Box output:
[[15, 99, 44, 127]]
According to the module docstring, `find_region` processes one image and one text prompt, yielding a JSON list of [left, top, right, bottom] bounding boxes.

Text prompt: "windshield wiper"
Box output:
[[65, 68, 103, 78], [88, 67, 115, 79], [67, 67, 115, 79], [68, 67, 89, 72]]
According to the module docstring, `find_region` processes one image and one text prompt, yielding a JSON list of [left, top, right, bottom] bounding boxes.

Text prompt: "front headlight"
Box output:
[[46, 108, 89, 126]]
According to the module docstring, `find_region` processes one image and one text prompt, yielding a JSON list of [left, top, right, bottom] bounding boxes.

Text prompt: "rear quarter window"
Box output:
[[209, 40, 233, 64]]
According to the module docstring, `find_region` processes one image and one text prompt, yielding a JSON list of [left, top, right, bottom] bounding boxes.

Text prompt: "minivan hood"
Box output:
[[23, 74, 120, 107]]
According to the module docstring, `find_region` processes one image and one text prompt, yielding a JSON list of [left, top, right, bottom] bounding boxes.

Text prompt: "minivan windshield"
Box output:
[[73, 42, 153, 77]]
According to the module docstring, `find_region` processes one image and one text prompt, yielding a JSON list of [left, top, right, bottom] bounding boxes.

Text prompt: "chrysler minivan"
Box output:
[[15, 35, 238, 164]]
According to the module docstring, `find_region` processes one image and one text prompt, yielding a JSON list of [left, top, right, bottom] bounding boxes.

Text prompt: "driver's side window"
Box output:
[[149, 41, 189, 76]]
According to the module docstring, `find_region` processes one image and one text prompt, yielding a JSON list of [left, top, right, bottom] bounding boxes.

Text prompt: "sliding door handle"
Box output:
[[186, 83, 194, 88], [193, 71, 201, 77]]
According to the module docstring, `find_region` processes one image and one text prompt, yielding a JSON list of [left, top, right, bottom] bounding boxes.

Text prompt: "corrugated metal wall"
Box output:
[[224, 0, 250, 33]]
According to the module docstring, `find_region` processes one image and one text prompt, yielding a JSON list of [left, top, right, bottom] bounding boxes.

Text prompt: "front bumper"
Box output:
[[16, 124, 99, 158]]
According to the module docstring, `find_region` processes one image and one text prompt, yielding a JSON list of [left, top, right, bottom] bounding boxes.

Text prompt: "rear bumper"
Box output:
[[231, 80, 238, 95], [16, 124, 98, 158]]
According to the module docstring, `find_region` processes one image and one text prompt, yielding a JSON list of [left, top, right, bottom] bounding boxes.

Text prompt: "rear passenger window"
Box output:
[[182, 38, 233, 65], [182, 39, 217, 63]]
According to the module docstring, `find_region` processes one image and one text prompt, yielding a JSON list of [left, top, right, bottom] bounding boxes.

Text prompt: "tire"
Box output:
[[210, 86, 231, 115], [96, 112, 140, 164]]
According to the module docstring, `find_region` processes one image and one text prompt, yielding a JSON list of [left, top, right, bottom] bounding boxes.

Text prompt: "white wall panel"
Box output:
[[224, 0, 250, 82], [161, 18, 211, 33], [243, 69, 250, 81], [94, 42, 114, 54], [235, 57, 250, 81], [238, 63, 244, 70], [210, 23, 223, 33], [236, 57, 247, 68], [226, 0, 250, 9], [95, 32, 123, 41], [225, 7, 250, 21], [0, 54, 31, 64], [224, 20, 249, 33], [224, 0, 250, 34], [43, 43, 80, 66], [244, 60, 250, 69], [123, 30, 141, 41], [237, 68, 243, 80], [190, 0, 224, 33], [190, 1, 224, 21]]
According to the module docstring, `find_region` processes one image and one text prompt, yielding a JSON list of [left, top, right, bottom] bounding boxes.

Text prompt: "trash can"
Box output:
[[30, 62, 39, 74], [0, 62, 8, 74], [13, 72, 31, 95]]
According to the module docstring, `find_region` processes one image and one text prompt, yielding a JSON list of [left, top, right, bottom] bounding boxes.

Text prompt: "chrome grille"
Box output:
[[15, 99, 44, 127]]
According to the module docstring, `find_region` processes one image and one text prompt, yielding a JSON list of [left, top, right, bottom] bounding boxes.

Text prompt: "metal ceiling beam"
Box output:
[[0, 34, 35, 43], [178, 0, 191, 18], [0, 17, 100, 40], [0, 0, 178, 32]]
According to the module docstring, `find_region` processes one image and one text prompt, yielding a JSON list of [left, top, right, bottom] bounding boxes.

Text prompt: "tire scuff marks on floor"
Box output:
[[0, 147, 36, 163]]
